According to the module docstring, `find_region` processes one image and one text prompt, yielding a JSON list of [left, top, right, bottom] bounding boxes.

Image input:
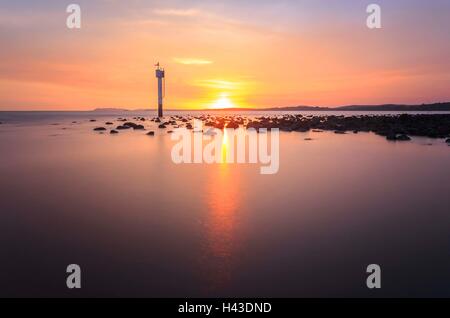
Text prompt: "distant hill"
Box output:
[[92, 108, 131, 112], [92, 102, 450, 112], [267, 102, 450, 111]]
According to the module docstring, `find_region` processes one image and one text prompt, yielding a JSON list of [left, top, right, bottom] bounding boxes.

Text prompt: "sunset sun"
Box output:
[[211, 94, 234, 109]]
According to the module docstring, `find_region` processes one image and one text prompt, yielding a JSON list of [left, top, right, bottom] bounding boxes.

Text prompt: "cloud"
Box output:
[[173, 58, 213, 65], [153, 8, 200, 17], [194, 79, 243, 90]]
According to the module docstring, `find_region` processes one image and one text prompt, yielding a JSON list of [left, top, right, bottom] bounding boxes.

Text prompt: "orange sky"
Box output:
[[0, 1, 449, 110]]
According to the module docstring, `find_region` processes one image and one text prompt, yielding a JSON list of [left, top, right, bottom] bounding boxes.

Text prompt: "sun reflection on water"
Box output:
[[202, 131, 241, 292]]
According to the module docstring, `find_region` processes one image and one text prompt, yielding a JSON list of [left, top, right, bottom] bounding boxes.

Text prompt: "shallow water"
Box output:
[[0, 111, 449, 297]]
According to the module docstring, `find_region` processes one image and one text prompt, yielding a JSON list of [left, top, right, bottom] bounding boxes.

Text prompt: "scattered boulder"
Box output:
[[90, 119, 97, 122], [116, 125, 131, 130], [122, 122, 145, 130], [396, 134, 411, 141], [204, 128, 217, 136], [93, 127, 106, 131], [105, 122, 114, 125], [147, 131, 155, 136], [226, 122, 239, 129], [304, 138, 313, 141], [386, 134, 397, 141], [158, 124, 167, 129], [334, 130, 346, 134], [110, 130, 119, 134]]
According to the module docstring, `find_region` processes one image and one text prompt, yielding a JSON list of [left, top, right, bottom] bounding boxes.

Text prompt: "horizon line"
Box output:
[[1, 101, 450, 112]]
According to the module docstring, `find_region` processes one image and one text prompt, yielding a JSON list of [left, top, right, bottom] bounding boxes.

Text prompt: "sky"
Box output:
[[0, 0, 449, 110]]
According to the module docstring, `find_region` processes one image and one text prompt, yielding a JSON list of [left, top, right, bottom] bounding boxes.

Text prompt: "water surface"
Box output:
[[0, 111, 449, 297]]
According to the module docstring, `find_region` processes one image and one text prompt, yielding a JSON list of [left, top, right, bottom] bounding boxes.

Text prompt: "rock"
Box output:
[[396, 134, 411, 141], [334, 130, 346, 134], [147, 131, 155, 136], [226, 122, 239, 129], [121, 122, 145, 130], [167, 130, 174, 134], [90, 119, 97, 122], [158, 124, 167, 129], [116, 125, 131, 130], [93, 127, 106, 131], [204, 128, 217, 136], [304, 138, 313, 141], [105, 122, 114, 125], [386, 134, 397, 141], [110, 130, 119, 134], [353, 130, 359, 134], [123, 122, 136, 127], [446, 138, 450, 144]]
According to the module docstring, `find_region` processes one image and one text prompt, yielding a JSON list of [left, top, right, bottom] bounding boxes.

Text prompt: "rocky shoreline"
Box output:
[[91, 114, 450, 142]]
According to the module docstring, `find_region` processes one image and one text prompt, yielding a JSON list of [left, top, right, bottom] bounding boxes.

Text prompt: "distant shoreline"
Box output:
[[1, 102, 449, 112], [94, 102, 450, 112]]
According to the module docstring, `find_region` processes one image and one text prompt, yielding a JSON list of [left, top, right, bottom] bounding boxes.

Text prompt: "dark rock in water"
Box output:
[[386, 133, 397, 141], [312, 129, 323, 133], [90, 119, 97, 122], [116, 125, 131, 130], [140, 118, 146, 121], [121, 122, 144, 130], [105, 122, 114, 125], [353, 130, 359, 134], [446, 138, 450, 144], [397, 134, 411, 141], [147, 131, 155, 136], [186, 124, 193, 129], [304, 138, 313, 141], [72, 121, 77, 124], [334, 130, 346, 134], [167, 130, 174, 134], [155, 118, 161, 123], [158, 124, 167, 129], [93, 127, 106, 131], [110, 130, 119, 134], [226, 122, 239, 129]]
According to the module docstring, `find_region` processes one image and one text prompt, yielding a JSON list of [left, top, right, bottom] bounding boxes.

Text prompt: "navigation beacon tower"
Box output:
[[155, 63, 165, 118]]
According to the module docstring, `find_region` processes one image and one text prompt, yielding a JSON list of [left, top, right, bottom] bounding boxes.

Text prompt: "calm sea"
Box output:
[[0, 111, 449, 297]]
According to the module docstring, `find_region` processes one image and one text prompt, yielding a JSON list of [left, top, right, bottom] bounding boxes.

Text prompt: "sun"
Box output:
[[210, 94, 234, 109]]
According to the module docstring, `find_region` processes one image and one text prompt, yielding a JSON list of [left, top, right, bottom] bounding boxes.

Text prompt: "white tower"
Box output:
[[155, 63, 165, 118]]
